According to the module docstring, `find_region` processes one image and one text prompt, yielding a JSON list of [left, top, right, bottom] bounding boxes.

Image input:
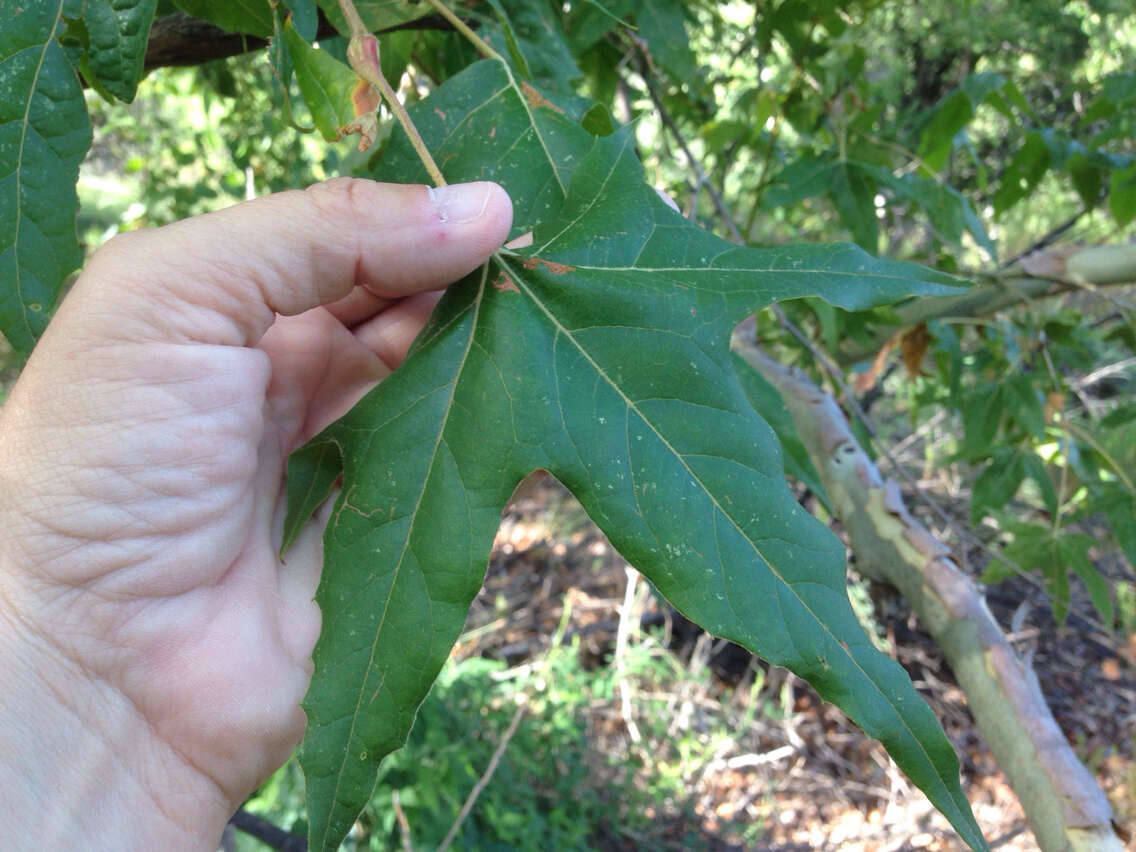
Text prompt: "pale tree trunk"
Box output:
[[731, 333, 1125, 852]]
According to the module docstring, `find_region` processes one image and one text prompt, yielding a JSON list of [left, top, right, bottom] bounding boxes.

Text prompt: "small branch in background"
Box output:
[[338, 0, 447, 185], [635, 53, 745, 244], [436, 699, 527, 852], [615, 566, 644, 744], [998, 207, 1087, 271], [391, 789, 414, 852], [228, 809, 307, 852], [421, 0, 503, 61]]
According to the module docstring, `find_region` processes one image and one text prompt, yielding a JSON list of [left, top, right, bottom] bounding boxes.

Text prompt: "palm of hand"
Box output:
[[0, 179, 512, 824], [3, 302, 397, 802]]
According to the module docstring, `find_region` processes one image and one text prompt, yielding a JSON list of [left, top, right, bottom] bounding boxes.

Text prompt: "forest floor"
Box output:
[[458, 476, 1136, 851]]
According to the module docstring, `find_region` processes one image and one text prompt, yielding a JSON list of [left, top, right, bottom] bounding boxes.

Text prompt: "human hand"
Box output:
[[0, 179, 512, 849]]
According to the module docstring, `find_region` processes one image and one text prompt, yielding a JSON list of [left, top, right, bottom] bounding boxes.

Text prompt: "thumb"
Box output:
[[60, 179, 512, 347]]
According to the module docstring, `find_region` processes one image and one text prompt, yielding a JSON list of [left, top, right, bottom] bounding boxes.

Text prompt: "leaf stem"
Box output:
[[337, 0, 447, 186], [421, 0, 503, 62]]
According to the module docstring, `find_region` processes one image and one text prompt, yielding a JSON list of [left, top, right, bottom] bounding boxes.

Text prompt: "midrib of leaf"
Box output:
[[497, 253, 950, 802], [532, 148, 619, 252], [313, 264, 489, 848], [10, 0, 66, 342], [488, 57, 568, 195]]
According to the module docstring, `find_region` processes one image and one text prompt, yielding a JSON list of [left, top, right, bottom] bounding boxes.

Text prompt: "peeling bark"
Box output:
[[732, 333, 1125, 852]]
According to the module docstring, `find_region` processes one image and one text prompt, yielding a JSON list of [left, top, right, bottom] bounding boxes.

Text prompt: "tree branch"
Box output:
[[838, 243, 1136, 365], [129, 12, 453, 77], [228, 808, 307, 852], [732, 327, 1126, 852]]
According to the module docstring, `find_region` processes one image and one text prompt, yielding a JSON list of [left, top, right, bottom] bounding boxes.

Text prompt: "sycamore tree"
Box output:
[[2, 0, 1133, 849]]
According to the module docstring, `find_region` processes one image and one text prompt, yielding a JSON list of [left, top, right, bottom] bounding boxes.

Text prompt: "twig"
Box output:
[[228, 809, 307, 852], [436, 700, 527, 852], [337, 0, 447, 186], [635, 54, 745, 243], [421, 0, 503, 61], [391, 789, 413, 851], [615, 566, 643, 743], [999, 208, 1087, 271]]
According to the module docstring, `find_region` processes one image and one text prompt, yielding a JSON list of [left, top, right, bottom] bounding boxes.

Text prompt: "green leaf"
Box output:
[[993, 131, 1050, 214], [484, 0, 535, 81], [82, 0, 158, 102], [731, 352, 831, 511], [917, 73, 1005, 172], [281, 0, 317, 42], [0, 0, 92, 356], [1100, 486, 1136, 569], [971, 448, 1025, 522], [1004, 373, 1045, 439], [959, 384, 1003, 459], [830, 161, 878, 251], [316, 0, 431, 37], [764, 154, 837, 208], [170, 0, 273, 38], [564, 0, 634, 52], [1102, 71, 1136, 105], [282, 18, 358, 142], [481, 0, 581, 89], [288, 59, 983, 852], [997, 520, 1108, 627], [1110, 162, 1136, 227], [636, 0, 697, 84], [1021, 451, 1058, 517], [1064, 536, 1114, 628]]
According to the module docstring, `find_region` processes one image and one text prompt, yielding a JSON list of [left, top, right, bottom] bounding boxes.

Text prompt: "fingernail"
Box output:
[[428, 183, 492, 225]]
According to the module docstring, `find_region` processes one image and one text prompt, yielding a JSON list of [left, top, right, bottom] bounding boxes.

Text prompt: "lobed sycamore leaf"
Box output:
[[285, 59, 985, 852]]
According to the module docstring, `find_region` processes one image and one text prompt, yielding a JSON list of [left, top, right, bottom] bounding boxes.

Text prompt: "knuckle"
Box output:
[[303, 177, 378, 223]]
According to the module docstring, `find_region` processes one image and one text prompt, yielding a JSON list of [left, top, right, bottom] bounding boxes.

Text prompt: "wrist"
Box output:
[[0, 588, 233, 850]]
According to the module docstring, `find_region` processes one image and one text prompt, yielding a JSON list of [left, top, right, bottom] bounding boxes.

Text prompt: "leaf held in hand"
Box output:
[[286, 59, 984, 852]]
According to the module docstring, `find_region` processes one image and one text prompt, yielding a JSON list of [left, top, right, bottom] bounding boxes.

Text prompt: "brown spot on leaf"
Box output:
[[489, 126, 497, 138], [493, 272, 520, 293], [434, 107, 447, 121], [522, 81, 565, 114], [521, 257, 575, 275]]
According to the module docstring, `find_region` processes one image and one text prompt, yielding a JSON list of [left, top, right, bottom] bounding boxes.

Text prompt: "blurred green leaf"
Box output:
[[993, 132, 1050, 213], [282, 19, 357, 142], [1110, 162, 1136, 226], [170, 0, 272, 38], [971, 448, 1026, 522], [82, 0, 158, 102], [917, 73, 1006, 172], [0, 0, 92, 355]]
